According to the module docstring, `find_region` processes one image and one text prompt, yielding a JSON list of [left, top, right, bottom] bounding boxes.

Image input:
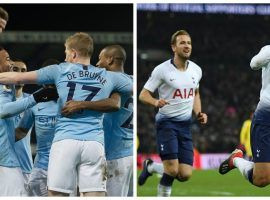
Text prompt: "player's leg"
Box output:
[[28, 167, 48, 196], [79, 140, 106, 197], [249, 122, 270, 187], [176, 126, 193, 182], [47, 139, 79, 196], [156, 120, 179, 197], [106, 155, 133, 196], [0, 166, 28, 196]]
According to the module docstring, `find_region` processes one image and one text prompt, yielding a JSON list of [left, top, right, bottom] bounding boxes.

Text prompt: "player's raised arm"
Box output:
[[61, 92, 121, 116], [250, 45, 270, 70], [0, 71, 38, 85]]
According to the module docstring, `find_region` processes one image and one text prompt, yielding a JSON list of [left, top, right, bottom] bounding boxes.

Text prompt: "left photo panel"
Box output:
[[0, 4, 133, 197]]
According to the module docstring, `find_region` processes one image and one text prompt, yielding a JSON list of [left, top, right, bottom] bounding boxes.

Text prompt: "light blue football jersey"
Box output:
[[36, 62, 132, 145], [19, 100, 58, 170], [0, 84, 20, 167], [104, 75, 133, 160], [14, 93, 34, 174]]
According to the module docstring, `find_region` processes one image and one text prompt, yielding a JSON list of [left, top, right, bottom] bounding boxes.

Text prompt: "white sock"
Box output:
[[157, 184, 171, 197], [147, 162, 164, 175], [233, 157, 254, 180]]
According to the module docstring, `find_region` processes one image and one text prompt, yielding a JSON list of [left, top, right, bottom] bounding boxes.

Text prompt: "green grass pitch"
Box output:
[[137, 169, 270, 196]]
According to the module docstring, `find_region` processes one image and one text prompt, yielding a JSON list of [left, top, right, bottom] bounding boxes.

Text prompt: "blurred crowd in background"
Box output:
[[137, 10, 270, 154]]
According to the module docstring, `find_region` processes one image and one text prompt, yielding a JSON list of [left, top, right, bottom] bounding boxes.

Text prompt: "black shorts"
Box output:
[[156, 119, 193, 166]]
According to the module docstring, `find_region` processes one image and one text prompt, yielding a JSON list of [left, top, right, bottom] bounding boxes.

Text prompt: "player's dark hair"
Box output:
[[105, 45, 126, 64], [0, 46, 5, 51], [41, 58, 60, 68], [171, 30, 190, 45], [0, 7, 9, 21]]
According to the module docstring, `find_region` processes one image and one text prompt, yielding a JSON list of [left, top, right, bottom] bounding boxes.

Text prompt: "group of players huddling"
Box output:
[[0, 7, 133, 197]]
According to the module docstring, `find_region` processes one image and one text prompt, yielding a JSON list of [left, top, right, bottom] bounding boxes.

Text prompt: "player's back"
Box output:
[[37, 62, 132, 144], [104, 75, 133, 160], [0, 85, 20, 167]]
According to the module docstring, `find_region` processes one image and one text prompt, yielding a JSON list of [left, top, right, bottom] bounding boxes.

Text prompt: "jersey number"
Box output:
[[121, 97, 133, 129], [66, 82, 101, 101]]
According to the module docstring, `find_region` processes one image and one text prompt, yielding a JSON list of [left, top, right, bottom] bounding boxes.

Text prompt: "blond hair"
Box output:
[[0, 7, 8, 21], [171, 30, 190, 45], [65, 32, 94, 57]]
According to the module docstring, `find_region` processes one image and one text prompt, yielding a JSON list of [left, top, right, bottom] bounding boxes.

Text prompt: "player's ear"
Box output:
[[108, 56, 114, 66], [171, 44, 176, 52]]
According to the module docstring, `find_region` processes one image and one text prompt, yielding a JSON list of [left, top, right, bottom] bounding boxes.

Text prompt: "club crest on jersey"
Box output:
[[173, 88, 194, 99]]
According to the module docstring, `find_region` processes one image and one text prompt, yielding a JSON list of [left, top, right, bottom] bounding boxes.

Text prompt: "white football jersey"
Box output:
[[250, 45, 270, 109], [144, 59, 202, 120]]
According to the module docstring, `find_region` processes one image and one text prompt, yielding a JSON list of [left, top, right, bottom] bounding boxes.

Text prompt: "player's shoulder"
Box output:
[[156, 59, 171, 69], [188, 60, 202, 74]]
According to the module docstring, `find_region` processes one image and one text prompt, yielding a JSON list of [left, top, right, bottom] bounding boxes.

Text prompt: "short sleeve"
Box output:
[[143, 67, 163, 93], [109, 72, 133, 94], [36, 64, 59, 85]]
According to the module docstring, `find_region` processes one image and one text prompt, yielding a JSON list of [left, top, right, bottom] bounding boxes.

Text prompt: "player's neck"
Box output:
[[173, 57, 188, 71], [75, 57, 91, 66], [110, 64, 124, 73], [15, 88, 23, 98]]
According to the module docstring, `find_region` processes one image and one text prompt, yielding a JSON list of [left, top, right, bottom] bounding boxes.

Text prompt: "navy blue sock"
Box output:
[[247, 169, 253, 184], [160, 173, 175, 187]]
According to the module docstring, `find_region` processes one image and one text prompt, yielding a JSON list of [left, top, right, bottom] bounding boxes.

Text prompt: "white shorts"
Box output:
[[106, 156, 133, 196], [28, 167, 48, 196], [0, 166, 28, 196], [48, 139, 106, 194]]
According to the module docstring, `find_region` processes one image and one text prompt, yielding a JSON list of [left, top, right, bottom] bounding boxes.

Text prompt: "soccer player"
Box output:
[[0, 32, 133, 196], [62, 45, 133, 196], [0, 50, 58, 196], [12, 60, 33, 192], [0, 7, 8, 33], [239, 112, 253, 160], [219, 45, 270, 187], [16, 59, 60, 196], [138, 30, 207, 197], [0, 47, 27, 196]]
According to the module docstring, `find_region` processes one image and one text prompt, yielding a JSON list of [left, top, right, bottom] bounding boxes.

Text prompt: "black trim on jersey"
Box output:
[[170, 58, 189, 70], [82, 65, 88, 70]]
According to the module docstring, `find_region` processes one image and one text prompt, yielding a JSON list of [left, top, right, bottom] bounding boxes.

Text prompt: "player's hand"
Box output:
[[197, 112, 207, 124], [61, 100, 82, 116], [32, 87, 59, 103], [155, 99, 169, 108]]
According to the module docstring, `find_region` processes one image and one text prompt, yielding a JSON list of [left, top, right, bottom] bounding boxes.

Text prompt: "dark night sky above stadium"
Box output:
[[1, 4, 133, 31]]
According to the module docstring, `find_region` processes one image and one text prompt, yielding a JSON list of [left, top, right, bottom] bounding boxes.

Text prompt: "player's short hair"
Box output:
[[0, 7, 9, 21], [0, 46, 5, 51], [41, 58, 60, 67], [104, 45, 126, 64], [65, 32, 94, 58], [171, 30, 190, 45]]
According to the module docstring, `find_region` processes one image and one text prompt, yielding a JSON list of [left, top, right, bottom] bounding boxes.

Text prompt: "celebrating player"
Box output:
[[219, 45, 270, 187], [138, 30, 207, 197], [0, 32, 132, 196], [62, 45, 133, 196]]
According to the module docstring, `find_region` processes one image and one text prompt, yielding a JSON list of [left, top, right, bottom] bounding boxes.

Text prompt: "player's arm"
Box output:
[[0, 87, 58, 119], [15, 108, 34, 141], [15, 127, 30, 141], [61, 92, 121, 116], [139, 88, 168, 108], [193, 89, 207, 124], [250, 45, 270, 70], [0, 71, 38, 85]]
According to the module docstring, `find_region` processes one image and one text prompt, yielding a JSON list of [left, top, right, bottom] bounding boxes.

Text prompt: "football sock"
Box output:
[[157, 173, 174, 197], [233, 157, 254, 182], [148, 162, 164, 175]]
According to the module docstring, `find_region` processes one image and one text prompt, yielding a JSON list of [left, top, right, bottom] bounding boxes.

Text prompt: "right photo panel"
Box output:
[[137, 3, 270, 196]]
